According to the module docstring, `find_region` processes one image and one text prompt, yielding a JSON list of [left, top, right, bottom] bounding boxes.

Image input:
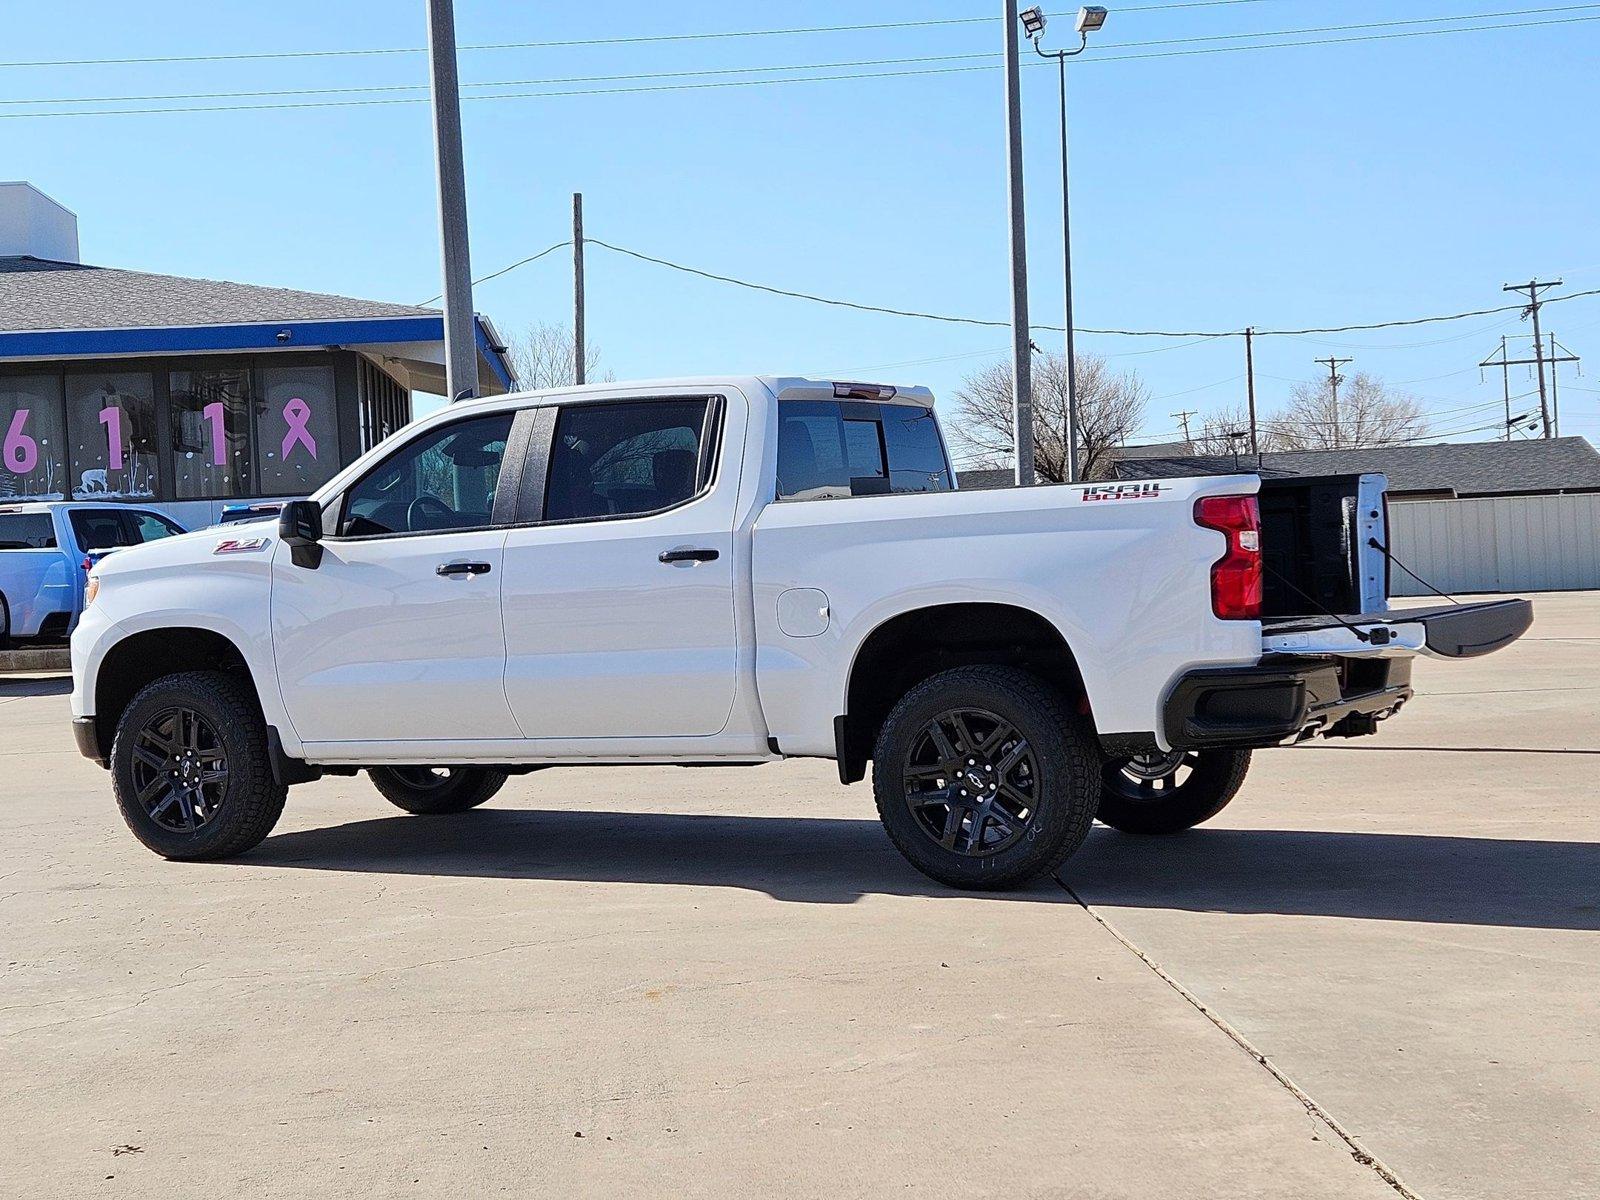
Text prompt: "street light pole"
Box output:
[[1021, 6, 1105, 483], [1002, 0, 1036, 487], [425, 0, 479, 402]]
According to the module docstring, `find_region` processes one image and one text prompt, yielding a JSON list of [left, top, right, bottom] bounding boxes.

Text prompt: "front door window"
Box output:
[[341, 412, 513, 537]]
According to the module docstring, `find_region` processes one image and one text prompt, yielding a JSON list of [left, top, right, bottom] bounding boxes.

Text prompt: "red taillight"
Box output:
[[81, 555, 93, 572], [1195, 494, 1263, 620]]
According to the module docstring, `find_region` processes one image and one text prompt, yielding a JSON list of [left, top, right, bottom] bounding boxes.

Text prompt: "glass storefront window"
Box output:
[[257, 365, 339, 496], [0, 375, 68, 501], [170, 369, 252, 499], [67, 373, 158, 499]]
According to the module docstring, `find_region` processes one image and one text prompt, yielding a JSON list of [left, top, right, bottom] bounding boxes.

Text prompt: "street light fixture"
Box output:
[[1022, 5, 1108, 482]]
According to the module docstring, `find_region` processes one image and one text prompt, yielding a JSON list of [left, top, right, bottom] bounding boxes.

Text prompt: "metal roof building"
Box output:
[[0, 182, 515, 527], [1111, 438, 1600, 500]]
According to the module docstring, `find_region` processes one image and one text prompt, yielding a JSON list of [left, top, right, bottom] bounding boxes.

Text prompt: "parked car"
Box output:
[[0, 501, 186, 646], [70, 376, 1531, 888], [217, 501, 288, 527]]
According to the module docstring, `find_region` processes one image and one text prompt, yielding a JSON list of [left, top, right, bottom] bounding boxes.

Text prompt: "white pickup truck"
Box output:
[[71, 376, 1531, 889]]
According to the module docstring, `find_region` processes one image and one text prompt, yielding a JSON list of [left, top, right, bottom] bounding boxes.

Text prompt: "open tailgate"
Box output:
[[1262, 598, 1532, 659]]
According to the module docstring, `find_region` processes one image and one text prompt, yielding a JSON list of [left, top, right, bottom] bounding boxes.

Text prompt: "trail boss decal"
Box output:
[[1080, 482, 1169, 503], [214, 536, 271, 555]]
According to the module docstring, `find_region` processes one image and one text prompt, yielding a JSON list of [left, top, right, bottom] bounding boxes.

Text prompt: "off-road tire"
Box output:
[[369, 766, 507, 815], [1096, 748, 1252, 834], [111, 670, 287, 860], [872, 665, 1100, 890]]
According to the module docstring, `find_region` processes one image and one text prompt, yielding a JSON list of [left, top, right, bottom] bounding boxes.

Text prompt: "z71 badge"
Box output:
[[214, 536, 271, 555], [1079, 482, 1168, 503]]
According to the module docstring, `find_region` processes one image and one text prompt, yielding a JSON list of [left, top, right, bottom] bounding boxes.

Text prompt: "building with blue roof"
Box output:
[[0, 182, 516, 527]]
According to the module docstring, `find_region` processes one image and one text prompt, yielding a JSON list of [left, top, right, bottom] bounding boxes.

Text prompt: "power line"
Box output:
[[580, 238, 1600, 339], [585, 238, 1235, 336], [1262, 286, 1600, 335], [10, 5, 1594, 108], [421, 229, 1600, 349], [416, 239, 570, 305], [6, 13, 1600, 119], [0, 53, 999, 107], [0, 2, 1297, 71]]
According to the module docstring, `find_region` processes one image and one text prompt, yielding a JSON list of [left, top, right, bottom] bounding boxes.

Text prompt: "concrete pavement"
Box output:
[[3, 593, 1596, 1197]]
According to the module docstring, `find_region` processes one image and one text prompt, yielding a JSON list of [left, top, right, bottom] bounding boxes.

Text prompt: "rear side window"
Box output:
[[545, 399, 711, 523], [881, 405, 953, 493], [776, 400, 952, 500], [0, 513, 56, 550], [69, 509, 130, 552]]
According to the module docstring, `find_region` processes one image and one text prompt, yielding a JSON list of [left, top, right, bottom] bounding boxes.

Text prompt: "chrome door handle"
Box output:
[[437, 561, 492, 577], [658, 547, 719, 564]]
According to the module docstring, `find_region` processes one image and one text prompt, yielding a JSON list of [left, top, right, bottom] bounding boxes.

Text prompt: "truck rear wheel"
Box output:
[[1097, 748, 1251, 834], [369, 766, 507, 815], [110, 671, 287, 860], [872, 665, 1100, 890]]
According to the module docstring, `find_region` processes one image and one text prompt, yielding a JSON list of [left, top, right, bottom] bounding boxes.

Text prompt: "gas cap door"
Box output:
[[777, 588, 830, 638]]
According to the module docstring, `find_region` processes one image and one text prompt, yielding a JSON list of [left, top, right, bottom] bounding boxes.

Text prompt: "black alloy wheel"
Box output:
[[903, 707, 1039, 857], [111, 670, 288, 860], [387, 766, 458, 792], [128, 705, 230, 833], [368, 764, 508, 814], [872, 665, 1100, 890], [1096, 747, 1253, 835], [1104, 749, 1200, 804]]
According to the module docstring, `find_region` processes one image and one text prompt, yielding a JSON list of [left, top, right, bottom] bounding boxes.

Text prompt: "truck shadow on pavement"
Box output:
[[247, 809, 1067, 905], [1062, 827, 1600, 931], [247, 809, 1600, 926]]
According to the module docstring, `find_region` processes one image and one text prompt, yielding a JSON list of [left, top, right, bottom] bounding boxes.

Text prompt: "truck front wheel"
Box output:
[[872, 665, 1100, 890], [1096, 748, 1251, 834], [369, 766, 507, 815], [110, 671, 287, 860]]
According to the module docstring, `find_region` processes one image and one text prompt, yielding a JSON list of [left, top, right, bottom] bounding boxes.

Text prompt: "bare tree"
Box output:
[[506, 321, 611, 390], [949, 351, 1148, 482], [1270, 371, 1427, 450], [1192, 404, 1293, 456]]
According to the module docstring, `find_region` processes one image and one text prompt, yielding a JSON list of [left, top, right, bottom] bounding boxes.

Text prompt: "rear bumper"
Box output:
[[1164, 656, 1413, 750]]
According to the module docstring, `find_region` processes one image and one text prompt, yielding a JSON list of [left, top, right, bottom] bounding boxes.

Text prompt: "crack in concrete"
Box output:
[[1053, 873, 1426, 1200]]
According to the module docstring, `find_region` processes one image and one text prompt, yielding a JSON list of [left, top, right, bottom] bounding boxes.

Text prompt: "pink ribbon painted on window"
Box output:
[[281, 397, 318, 460]]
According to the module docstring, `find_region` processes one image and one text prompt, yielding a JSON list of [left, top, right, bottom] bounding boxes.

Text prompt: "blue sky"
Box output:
[[5, 1, 1598, 452]]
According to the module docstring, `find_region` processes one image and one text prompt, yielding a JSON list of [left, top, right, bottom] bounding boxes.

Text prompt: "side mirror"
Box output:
[[278, 500, 324, 569]]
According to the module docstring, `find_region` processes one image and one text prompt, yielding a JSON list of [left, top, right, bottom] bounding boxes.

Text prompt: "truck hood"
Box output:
[[91, 520, 277, 579]]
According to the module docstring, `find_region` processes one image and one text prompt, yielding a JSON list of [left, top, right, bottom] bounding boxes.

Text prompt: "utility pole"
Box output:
[[1002, 0, 1035, 486], [1315, 356, 1353, 448], [1504, 279, 1560, 438], [572, 192, 586, 386], [1549, 332, 1560, 438], [1479, 334, 1578, 439], [425, 0, 478, 402], [1244, 327, 1258, 455], [1499, 336, 1511, 440], [1171, 409, 1197, 443]]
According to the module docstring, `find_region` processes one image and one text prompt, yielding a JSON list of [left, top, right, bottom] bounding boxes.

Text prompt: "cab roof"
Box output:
[[453, 374, 937, 412]]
